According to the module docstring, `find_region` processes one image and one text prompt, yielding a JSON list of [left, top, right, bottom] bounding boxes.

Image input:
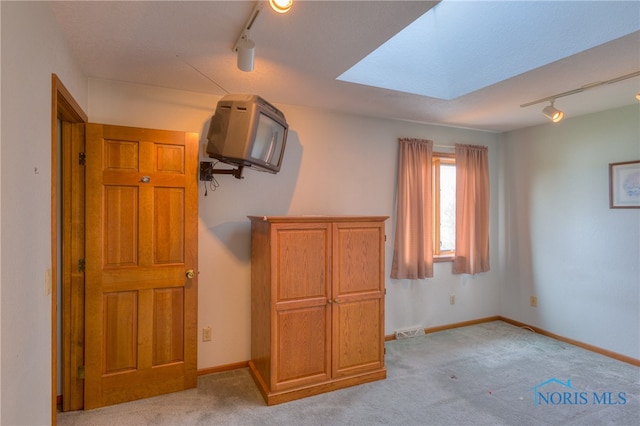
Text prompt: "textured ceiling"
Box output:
[[49, 0, 640, 132]]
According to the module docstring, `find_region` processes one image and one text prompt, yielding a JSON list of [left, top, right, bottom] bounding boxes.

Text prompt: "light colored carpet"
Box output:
[[58, 321, 640, 425]]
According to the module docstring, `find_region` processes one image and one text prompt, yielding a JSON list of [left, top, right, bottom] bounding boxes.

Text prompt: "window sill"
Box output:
[[434, 255, 454, 263]]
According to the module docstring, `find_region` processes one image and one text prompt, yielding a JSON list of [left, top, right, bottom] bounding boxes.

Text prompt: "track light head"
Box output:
[[233, 1, 291, 72], [542, 101, 564, 123], [236, 31, 255, 72], [269, 0, 293, 13]]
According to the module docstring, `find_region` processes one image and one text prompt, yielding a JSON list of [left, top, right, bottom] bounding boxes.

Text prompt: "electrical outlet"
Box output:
[[450, 295, 455, 305], [530, 296, 538, 307], [202, 326, 212, 342]]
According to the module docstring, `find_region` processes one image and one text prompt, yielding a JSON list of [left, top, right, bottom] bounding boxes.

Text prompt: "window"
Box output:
[[433, 154, 455, 259], [392, 139, 489, 279]]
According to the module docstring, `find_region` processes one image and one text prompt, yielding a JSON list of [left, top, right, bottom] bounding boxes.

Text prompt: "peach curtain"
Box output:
[[453, 144, 490, 275], [391, 138, 433, 279]]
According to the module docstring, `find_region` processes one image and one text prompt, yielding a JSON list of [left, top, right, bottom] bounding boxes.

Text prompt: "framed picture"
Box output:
[[609, 160, 640, 208]]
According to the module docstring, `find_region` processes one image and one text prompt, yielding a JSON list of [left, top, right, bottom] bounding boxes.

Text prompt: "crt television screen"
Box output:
[[251, 112, 286, 169]]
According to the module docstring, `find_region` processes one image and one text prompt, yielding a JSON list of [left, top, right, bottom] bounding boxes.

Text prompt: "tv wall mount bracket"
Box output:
[[200, 161, 244, 180]]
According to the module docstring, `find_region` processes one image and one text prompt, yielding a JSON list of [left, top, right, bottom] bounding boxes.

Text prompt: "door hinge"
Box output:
[[77, 365, 85, 380], [78, 258, 85, 273], [79, 152, 86, 165]]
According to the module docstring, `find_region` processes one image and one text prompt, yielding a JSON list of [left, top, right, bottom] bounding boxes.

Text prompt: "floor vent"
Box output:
[[395, 328, 426, 340]]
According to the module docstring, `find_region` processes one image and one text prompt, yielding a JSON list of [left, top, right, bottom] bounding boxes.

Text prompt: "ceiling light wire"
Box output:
[[176, 54, 229, 94]]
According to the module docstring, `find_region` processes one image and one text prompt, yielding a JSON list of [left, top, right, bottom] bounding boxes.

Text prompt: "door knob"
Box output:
[[186, 269, 195, 279]]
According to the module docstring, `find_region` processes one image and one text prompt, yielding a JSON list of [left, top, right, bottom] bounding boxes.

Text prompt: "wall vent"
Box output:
[[395, 328, 426, 340]]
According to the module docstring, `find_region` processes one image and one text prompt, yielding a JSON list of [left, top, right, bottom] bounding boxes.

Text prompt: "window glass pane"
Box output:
[[440, 163, 456, 252]]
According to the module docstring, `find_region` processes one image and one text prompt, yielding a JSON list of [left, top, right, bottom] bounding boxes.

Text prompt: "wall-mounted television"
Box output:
[[206, 94, 288, 174]]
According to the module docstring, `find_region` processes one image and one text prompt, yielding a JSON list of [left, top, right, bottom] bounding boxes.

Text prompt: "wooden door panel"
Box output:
[[153, 287, 185, 366], [153, 187, 185, 264], [334, 225, 382, 295], [103, 291, 138, 374], [274, 305, 330, 390], [104, 139, 139, 171], [85, 123, 198, 409], [332, 298, 383, 377], [155, 144, 185, 173], [275, 225, 330, 302], [104, 186, 139, 267]]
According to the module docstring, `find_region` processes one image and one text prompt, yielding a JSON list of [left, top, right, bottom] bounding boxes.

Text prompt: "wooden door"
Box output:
[[84, 124, 198, 409], [331, 221, 385, 378], [272, 222, 332, 391]]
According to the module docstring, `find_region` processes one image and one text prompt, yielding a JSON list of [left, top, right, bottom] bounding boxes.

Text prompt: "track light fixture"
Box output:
[[233, 3, 262, 72], [235, 30, 255, 72], [233, 1, 293, 72], [542, 101, 564, 123]]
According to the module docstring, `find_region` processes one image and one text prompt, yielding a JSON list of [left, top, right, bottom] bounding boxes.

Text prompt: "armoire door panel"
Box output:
[[275, 305, 330, 389], [332, 298, 383, 377], [275, 225, 330, 302], [333, 225, 383, 295]]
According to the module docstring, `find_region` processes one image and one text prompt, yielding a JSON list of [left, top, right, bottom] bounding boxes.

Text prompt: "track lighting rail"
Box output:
[[233, 2, 264, 53], [520, 70, 640, 108]]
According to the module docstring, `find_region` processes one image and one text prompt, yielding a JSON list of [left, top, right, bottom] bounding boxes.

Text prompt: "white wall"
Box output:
[[88, 79, 502, 369], [0, 1, 88, 424], [500, 104, 640, 359]]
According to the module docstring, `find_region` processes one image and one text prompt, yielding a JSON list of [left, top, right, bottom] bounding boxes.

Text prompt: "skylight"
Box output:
[[337, 1, 640, 100]]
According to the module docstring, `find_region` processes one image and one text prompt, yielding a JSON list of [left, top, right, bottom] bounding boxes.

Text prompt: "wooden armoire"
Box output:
[[248, 216, 388, 405]]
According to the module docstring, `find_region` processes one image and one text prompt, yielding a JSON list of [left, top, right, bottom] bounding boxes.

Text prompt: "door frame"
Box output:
[[51, 74, 87, 424]]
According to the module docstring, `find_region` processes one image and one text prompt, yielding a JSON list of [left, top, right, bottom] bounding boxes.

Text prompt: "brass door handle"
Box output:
[[186, 269, 195, 279]]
